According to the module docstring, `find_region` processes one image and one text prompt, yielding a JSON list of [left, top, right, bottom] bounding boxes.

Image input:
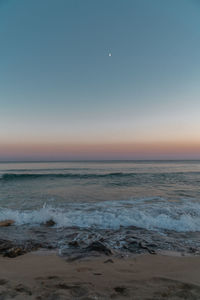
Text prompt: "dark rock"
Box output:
[[55, 283, 70, 289], [0, 279, 8, 285], [189, 247, 198, 253], [114, 286, 128, 295], [0, 239, 13, 252], [45, 219, 56, 227], [124, 240, 142, 253], [0, 239, 42, 258], [15, 284, 32, 295], [0, 220, 15, 226], [68, 240, 79, 247], [139, 241, 156, 254], [3, 247, 26, 258], [87, 241, 112, 255]]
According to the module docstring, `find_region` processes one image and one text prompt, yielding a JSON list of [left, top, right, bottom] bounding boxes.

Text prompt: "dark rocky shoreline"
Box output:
[[1, 223, 200, 258]]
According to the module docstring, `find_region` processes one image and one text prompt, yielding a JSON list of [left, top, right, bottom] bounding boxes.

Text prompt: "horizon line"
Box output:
[[0, 159, 200, 163]]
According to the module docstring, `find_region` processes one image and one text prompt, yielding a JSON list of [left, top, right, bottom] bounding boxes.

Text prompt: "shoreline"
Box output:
[[1, 251, 200, 299], [1, 224, 200, 259]]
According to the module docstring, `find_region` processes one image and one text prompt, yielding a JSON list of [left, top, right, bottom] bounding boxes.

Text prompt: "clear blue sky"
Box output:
[[0, 0, 200, 160]]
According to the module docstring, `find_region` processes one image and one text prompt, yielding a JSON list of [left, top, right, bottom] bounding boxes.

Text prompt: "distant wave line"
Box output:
[[1, 172, 129, 180], [1, 171, 200, 181]]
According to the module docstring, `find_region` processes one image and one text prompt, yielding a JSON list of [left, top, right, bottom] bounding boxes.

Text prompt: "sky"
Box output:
[[0, 0, 200, 160]]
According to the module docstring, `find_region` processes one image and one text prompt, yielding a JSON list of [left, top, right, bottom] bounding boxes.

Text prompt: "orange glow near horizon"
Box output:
[[1, 141, 200, 160]]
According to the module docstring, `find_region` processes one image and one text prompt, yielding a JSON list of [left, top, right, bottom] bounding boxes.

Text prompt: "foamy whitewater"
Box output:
[[1, 198, 200, 232], [1, 161, 200, 253]]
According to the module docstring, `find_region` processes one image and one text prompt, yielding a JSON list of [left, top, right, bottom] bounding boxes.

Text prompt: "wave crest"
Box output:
[[0, 198, 200, 232], [1, 171, 199, 181], [1, 172, 127, 180]]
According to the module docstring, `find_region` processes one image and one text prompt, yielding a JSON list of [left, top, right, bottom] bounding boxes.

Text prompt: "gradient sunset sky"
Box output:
[[0, 0, 200, 160]]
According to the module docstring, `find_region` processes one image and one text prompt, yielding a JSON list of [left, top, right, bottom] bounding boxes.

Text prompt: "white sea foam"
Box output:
[[0, 198, 200, 232]]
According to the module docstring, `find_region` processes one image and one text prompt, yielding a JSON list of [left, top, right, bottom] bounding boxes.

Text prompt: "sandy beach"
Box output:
[[1, 252, 200, 299]]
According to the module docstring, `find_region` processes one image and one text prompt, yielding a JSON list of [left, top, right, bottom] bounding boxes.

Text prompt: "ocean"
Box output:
[[1, 160, 200, 255]]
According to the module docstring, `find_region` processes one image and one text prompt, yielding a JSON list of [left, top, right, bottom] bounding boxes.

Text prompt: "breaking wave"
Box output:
[[0, 197, 200, 232]]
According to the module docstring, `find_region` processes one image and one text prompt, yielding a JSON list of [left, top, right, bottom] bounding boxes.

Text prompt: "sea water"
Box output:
[[0, 160, 200, 233]]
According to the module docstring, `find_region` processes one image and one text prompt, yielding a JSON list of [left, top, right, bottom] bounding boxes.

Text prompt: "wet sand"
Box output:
[[1, 252, 200, 299]]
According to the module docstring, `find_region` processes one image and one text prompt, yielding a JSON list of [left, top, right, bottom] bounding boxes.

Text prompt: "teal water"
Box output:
[[0, 161, 200, 232]]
